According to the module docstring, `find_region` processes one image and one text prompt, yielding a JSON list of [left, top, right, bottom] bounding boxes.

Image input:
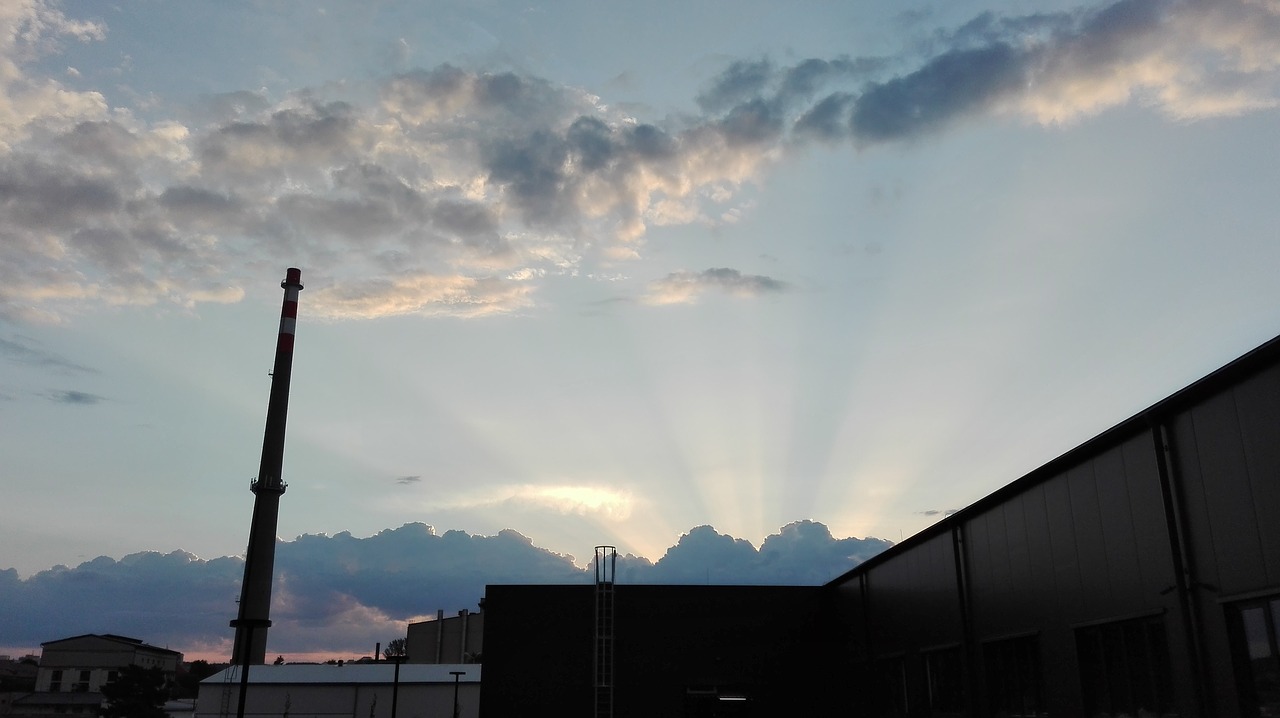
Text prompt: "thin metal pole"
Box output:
[[450, 671, 465, 718], [390, 657, 400, 718]]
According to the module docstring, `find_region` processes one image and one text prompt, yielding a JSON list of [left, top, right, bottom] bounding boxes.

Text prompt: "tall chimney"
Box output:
[[231, 267, 304, 665]]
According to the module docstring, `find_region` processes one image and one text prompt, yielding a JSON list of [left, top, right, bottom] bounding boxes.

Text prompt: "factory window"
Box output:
[[982, 634, 1043, 718], [1075, 614, 1173, 717], [873, 656, 910, 718], [923, 646, 965, 715], [72, 669, 90, 691], [49, 668, 63, 692], [1226, 595, 1280, 717]]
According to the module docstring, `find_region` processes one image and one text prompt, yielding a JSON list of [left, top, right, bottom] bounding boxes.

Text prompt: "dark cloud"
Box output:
[[918, 509, 960, 517], [617, 521, 891, 585], [701, 267, 787, 292], [717, 98, 787, 146], [430, 200, 504, 251], [0, 336, 96, 373], [696, 59, 774, 113], [382, 65, 581, 130], [44, 390, 105, 405], [697, 56, 885, 115], [52, 121, 147, 168], [794, 92, 856, 141], [483, 130, 574, 227], [565, 116, 616, 171], [0, 522, 888, 656], [851, 43, 1027, 142], [3, 0, 1275, 322], [778, 57, 887, 101], [396, 476, 422, 485], [0, 154, 125, 230], [693, 0, 1242, 145], [198, 101, 364, 181], [157, 186, 242, 219], [0, 550, 243, 654], [624, 124, 677, 159]]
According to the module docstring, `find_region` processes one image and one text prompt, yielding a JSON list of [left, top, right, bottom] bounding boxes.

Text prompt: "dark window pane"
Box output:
[[983, 635, 1042, 718], [1231, 597, 1280, 717], [1075, 616, 1172, 718], [924, 647, 965, 714]]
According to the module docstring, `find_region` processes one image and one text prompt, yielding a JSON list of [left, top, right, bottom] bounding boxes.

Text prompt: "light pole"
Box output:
[[449, 670, 465, 718], [390, 655, 401, 718]]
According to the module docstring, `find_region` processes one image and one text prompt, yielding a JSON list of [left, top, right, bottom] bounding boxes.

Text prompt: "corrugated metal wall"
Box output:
[[1169, 362, 1280, 716], [833, 342, 1280, 717]]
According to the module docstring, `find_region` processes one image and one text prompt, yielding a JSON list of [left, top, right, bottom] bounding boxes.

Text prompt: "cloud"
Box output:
[[395, 475, 422, 485], [0, 2, 108, 148], [707, 0, 1280, 146], [0, 521, 888, 657], [310, 272, 537, 320], [1, 0, 1276, 322], [617, 521, 892, 585], [0, 335, 96, 373], [643, 267, 789, 306], [849, 0, 1280, 137], [918, 509, 961, 517], [44, 389, 104, 405], [439, 484, 638, 521]]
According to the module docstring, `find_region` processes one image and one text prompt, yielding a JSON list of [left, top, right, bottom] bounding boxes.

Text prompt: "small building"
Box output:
[[0, 656, 39, 706], [406, 609, 483, 664], [195, 663, 480, 718], [34, 634, 182, 693], [9, 634, 182, 718]]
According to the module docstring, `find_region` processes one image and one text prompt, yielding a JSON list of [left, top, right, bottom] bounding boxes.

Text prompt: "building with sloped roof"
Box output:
[[9, 635, 182, 718], [195, 663, 480, 718], [34, 634, 181, 694]]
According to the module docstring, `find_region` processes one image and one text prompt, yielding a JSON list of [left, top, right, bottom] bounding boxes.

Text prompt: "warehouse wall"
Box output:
[[831, 338, 1280, 717]]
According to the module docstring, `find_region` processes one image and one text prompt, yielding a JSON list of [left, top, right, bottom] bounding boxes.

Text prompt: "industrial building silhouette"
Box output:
[[479, 334, 1280, 717]]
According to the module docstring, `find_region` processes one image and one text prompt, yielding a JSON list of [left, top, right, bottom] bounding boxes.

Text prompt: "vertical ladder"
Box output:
[[593, 546, 617, 718], [219, 664, 239, 718]]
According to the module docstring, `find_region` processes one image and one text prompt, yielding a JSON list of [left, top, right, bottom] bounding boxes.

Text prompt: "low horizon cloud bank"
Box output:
[[0, 520, 889, 659]]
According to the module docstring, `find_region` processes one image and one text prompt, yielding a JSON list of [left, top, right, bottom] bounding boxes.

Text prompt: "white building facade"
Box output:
[[196, 664, 480, 718]]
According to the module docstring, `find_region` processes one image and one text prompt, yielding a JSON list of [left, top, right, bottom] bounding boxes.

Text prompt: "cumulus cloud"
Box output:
[[616, 521, 892, 585], [1, 0, 1276, 322], [0, 2, 107, 148], [643, 267, 789, 306], [0, 521, 888, 657]]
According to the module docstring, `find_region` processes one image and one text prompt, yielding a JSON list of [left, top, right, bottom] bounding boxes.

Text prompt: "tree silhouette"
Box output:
[[100, 665, 168, 718], [383, 638, 407, 661]]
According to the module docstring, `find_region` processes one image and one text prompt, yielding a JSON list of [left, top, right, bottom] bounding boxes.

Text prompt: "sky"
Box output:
[[2, 0, 1280, 656]]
